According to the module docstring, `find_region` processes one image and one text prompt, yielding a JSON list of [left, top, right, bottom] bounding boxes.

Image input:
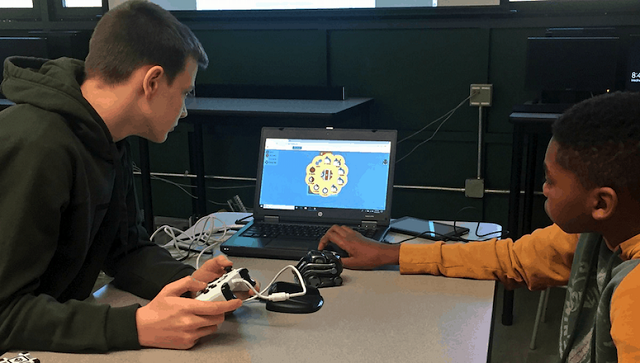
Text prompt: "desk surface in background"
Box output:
[[1, 97, 373, 116], [184, 97, 373, 117], [2, 220, 499, 363]]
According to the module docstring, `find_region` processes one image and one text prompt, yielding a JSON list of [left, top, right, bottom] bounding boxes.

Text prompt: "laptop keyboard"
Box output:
[[241, 223, 377, 240]]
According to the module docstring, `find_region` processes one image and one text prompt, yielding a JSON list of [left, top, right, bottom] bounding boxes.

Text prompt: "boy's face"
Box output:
[[146, 57, 198, 143], [542, 139, 594, 233]]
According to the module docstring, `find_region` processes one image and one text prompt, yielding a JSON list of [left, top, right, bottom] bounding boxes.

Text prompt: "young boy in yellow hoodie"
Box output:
[[319, 91, 640, 362]]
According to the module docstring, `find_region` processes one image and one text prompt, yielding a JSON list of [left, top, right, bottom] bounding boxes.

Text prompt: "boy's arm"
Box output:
[[100, 185, 195, 299], [400, 224, 578, 290], [102, 141, 195, 300], [0, 133, 140, 352], [609, 263, 640, 362], [0, 296, 140, 352]]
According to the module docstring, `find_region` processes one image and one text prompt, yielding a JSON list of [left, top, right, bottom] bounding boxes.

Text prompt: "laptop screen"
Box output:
[[259, 138, 392, 213]]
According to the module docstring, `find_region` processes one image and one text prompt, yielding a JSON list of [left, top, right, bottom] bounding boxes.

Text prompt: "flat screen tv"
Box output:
[[524, 36, 619, 94]]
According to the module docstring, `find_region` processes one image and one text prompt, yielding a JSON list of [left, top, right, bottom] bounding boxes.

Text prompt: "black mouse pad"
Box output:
[[265, 282, 323, 314]]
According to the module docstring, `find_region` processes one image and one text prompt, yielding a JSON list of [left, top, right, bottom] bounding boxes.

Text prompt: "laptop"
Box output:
[[220, 126, 397, 260]]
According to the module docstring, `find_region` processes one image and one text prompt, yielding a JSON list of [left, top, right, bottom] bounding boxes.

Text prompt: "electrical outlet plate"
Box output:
[[470, 84, 493, 107], [465, 178, 485, 198]]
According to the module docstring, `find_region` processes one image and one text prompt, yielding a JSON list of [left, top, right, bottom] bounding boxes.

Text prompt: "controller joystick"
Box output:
[[195, 268, 257, 302], [295, 250, 343, 288]]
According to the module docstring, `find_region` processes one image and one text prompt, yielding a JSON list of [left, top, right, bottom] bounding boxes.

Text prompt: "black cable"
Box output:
[[235, 214, 254, 224], [395, 230, 462, 244], [453, 206, 510, 241]]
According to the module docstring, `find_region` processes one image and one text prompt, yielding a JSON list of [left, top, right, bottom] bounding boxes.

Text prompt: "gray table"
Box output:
[[2, 221, 499, 363]]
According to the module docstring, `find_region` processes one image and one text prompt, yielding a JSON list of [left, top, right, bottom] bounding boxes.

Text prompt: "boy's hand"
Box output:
[[191, 255, 233, 285], [318, 225, 400, 270], [136, 276, 242, 349], [191, 255, 259, 301]]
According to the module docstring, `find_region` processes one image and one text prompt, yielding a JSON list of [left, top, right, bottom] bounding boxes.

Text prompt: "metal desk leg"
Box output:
[[188, 121, 207, 218], [523, 133, 539, 234], [138, 138, 154, 233], [505, 123, 525, 326], [361, 102, 372, 128]]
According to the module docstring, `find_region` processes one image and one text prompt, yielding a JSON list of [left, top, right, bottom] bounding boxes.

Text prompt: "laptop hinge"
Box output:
[[264, 215, 280, 224], [361, 221, 377, 229]]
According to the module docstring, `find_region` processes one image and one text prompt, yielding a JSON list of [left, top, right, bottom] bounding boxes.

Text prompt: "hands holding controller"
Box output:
[[136, 255, 252, 349], [135, 250, 338, 349], [195, 267, 257, 302]]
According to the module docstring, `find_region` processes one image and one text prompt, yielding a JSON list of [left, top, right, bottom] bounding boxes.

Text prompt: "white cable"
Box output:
[[396, 92, 478, 164], [240, 265, 307, 303], [152, 217, 307, 303], [398, 91, 477, 144], [396, 106, 459, 163], [150, 214, 230, 263], [132, 164, 252, 206], [193, 215, 229, 268], [195, 243, 219, 270], [150, 225, 191, 259]]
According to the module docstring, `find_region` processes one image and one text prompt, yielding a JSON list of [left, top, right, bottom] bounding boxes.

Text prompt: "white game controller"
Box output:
[[0, 352, 40, 363], [195, 268, 257, 302]]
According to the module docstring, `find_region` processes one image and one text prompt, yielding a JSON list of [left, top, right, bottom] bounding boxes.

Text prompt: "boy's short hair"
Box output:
[[552, 91, 640, 200], [84, 0, 208, 86]]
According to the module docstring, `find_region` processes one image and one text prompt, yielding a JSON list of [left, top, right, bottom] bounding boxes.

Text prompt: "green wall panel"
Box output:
[[328, 28, 492, 218], [193, 29, 328, 86], [391, 188, 485, 222], [486, 27, 544, 134], [330, 28, 491, 132]]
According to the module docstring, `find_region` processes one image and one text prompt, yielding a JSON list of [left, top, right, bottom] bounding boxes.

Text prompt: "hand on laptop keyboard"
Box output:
[[318, 225, 401, 270]]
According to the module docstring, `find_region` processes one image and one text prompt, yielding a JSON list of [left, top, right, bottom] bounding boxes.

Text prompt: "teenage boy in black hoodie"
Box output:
[[0, 0, 242, 353]]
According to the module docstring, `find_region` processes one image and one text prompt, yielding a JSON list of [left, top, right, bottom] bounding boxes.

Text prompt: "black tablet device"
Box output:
[[388, 216, 469, 241]]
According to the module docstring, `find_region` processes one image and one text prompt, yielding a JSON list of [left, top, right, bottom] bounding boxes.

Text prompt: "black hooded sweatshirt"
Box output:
[[0, 57, 195, 352]]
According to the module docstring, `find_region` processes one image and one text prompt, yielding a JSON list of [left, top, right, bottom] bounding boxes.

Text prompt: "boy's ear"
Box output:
[[591, 187, 618, 221], [142, 65, 165, 97]]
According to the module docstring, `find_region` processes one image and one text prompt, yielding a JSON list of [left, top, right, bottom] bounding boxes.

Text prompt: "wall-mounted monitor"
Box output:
[[524, 36, 619, 95]]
